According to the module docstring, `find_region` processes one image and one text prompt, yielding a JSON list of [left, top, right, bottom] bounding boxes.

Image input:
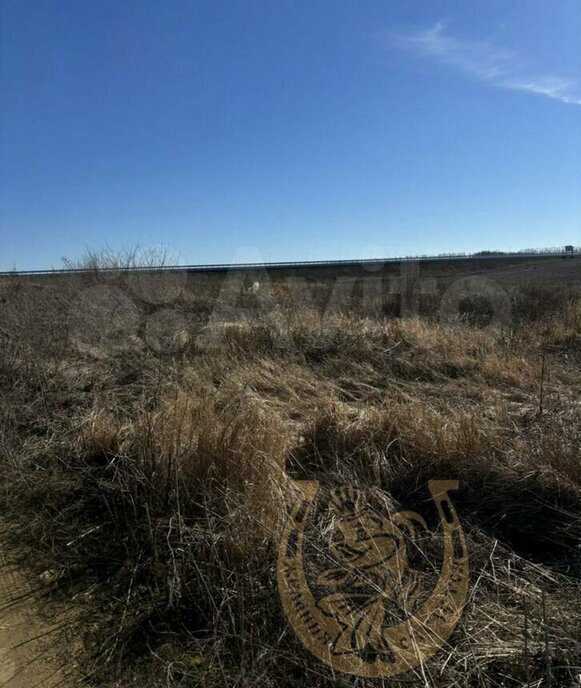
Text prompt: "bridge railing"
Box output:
[[0, 247, 579, 277]]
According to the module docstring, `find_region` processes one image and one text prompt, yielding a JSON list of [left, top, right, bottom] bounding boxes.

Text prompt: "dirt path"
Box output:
[[0, 552, 68, 687]]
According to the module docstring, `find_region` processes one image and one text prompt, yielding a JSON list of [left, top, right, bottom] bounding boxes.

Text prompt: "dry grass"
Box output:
[[0, 261, 580, 687]]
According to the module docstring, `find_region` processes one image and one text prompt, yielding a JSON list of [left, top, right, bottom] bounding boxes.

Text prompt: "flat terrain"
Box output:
[[0, 547, 66, 687], [6, 252, 581, 287], [0, 252, 579, 687]]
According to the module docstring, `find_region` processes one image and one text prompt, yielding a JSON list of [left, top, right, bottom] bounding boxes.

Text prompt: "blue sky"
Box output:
[[1, 0, 580, 270]]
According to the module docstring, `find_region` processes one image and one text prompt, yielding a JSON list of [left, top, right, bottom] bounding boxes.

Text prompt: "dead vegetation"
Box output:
[[0, 257, 580, 687]]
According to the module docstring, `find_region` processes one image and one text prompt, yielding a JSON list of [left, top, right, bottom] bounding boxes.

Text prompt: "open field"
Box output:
[[0, 253, 580, 687]]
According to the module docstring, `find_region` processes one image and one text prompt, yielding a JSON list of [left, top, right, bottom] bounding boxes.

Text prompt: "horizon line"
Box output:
[[1, 246, 579, 277]]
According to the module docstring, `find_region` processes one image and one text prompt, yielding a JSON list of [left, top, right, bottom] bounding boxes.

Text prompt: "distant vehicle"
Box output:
[[565, 245, 574, 253]]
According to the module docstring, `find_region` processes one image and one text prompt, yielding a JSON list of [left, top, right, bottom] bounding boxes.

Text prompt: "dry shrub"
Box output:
[[511, 283, 579, 321]]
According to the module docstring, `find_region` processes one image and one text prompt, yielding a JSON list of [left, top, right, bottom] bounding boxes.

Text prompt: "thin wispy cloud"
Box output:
[[392, 21, 581, 106]]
